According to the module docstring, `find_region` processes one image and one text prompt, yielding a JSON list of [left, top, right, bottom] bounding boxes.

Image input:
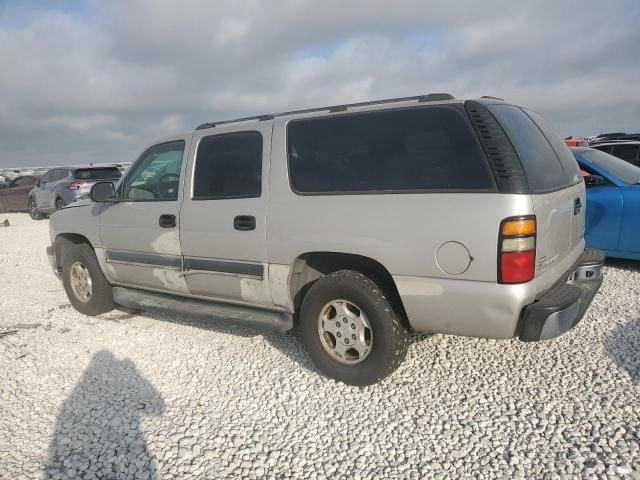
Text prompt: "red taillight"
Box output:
[[67, 181, 87, 190], [498, 216, 536, 284], [500, 251, 535, 283]]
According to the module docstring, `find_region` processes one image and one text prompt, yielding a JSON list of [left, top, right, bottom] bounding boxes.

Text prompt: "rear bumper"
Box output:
[[518, 249, 604, 342]]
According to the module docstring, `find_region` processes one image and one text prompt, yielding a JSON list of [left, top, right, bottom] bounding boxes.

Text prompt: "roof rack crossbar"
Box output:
[[195, 93, 455, 130]]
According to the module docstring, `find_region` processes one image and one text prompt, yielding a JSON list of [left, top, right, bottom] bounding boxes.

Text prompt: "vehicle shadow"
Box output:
[[43, 350, 165, 479], [604, 318, 640, 384], [605, 258, 640, 273], [107, 307, 431, 377]]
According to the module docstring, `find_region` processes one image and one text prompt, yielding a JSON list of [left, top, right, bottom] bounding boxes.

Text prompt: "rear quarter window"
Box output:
[[287, 106, 494, 194], [490, 105, 568, 193], [523, 109, 582, 185]]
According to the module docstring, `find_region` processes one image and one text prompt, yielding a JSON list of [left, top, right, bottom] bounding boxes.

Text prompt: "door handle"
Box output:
[[573, 198, 582, 215], [234, 215, 256, 231], [159, 214, 176, 228]]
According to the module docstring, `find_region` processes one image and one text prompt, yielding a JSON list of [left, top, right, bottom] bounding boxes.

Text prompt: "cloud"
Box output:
[[0, 0, 638, 167]]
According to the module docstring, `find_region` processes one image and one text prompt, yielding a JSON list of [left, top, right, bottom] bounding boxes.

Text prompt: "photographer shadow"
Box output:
[[44, 350, 164, 479]]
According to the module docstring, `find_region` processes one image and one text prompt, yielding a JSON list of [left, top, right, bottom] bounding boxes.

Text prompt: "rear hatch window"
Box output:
[[489, 105, 580, 192], [74, 168, 122, 180]]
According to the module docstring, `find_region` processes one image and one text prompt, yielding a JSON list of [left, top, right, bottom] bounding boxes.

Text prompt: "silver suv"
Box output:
[[46, 94, 604, 385], [28, 166, 122, 219]]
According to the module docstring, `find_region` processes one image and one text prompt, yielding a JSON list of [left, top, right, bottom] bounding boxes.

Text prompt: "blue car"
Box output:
[[571, 147, 640, 259]]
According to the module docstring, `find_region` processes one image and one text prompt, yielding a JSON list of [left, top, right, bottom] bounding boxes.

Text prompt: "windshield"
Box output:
[[579, 148, 640, 185]]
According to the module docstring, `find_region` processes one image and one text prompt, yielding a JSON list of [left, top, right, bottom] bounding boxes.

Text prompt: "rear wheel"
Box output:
[[55, 197, 65, 210], [300, 270, 409, 386], [28, 198, 44, 220], [62, 243, 113, 316]]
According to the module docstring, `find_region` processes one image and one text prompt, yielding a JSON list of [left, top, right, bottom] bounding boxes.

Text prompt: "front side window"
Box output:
[[193, 132, 262, 199], [41, 170, 55, 183], [287, 107, 493, 194], [123, 141, 185, 201]]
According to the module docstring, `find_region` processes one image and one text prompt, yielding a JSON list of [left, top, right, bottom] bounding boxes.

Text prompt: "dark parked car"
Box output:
[[28, 166, 122, 219], [0, 175, 41, 213]]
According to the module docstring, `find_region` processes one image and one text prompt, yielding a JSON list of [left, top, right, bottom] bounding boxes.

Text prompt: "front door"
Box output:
[[179, 124, 273, 307], [98, 138, 190, 294]]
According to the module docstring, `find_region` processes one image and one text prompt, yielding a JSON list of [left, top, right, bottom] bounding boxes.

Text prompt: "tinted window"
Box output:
[[12, 176, 37, 187], [524, 109, 582, 185], [54, 170, 69, 181], [43, 170, 60, 183], [579, 148, 640, 185], [592, 145, 613, 154], [491, 105, 567, 192], [123, 141, 185, 201], [193, 132, 262, 199], [74, 168, 122, 180], [287, 107, 493, 193], [612, 144, 640, 162]]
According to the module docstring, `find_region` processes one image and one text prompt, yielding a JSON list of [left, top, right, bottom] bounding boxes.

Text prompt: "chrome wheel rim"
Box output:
[[28, 200, 37, 217], [70, 262, 92, 303], [317, 299, 373, 365]]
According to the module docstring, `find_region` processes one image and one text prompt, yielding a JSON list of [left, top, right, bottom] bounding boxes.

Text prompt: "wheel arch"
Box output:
[[54, 233, 94, 273], [288, 251, 408, 328]]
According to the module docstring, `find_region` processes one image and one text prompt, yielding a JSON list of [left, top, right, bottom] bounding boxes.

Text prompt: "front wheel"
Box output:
[[28, 198, 44, 220], [300, 270, 409, 386], [62, 243, 114, 316]]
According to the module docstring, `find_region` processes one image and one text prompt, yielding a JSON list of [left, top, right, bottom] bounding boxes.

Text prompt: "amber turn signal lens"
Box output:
[[502, 218, 536, 236]]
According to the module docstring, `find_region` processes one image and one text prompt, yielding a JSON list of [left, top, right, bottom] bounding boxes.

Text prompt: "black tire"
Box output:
[[300, 270, 409, 386], [62, 243, 114, 316], [28, 197, 44, 220], [55, 197, 65, 210]]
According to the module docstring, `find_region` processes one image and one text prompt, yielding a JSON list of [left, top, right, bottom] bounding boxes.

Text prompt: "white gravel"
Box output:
[[0, 212, 639, 479]]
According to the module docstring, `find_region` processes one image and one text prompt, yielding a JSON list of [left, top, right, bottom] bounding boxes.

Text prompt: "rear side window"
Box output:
[[524, 109, 582, 185], [193, 132, 262, 199], [74, 168, 122, 180], [612, 144, 640, 163], [287, 106, 494, 193], [490, 105, 567, 192]]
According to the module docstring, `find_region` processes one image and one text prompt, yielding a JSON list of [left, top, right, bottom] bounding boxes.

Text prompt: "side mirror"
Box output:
[[584, 175, 608, 187], [90, 182, 117, 202], [36, 180, 41, 187]]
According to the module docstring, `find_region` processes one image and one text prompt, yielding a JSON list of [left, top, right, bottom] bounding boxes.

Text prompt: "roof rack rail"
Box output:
[[195, 93, 456, 130], [481, 95, 504, 101]]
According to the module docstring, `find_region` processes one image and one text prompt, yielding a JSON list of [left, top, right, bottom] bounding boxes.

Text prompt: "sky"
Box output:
[[0, 0, 639, 168]]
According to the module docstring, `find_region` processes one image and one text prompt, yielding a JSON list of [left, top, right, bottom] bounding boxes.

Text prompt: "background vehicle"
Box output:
[[572, 147, 640, 260], [46, 94, 603, 385], [28, 166, 121, 219], [0, 175, 40, 213], [563, 137, 588, 147], [589, 140, 640, 166]]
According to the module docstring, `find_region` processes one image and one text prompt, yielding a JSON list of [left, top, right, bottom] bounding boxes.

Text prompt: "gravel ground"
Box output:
[[0, 212, 639, 480]]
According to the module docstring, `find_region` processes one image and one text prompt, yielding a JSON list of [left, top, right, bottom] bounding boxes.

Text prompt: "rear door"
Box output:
[[489, 105, 583, 286], [179, 124, 273, 307]]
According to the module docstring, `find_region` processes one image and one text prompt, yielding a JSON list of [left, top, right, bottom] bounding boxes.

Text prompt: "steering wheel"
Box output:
[[157, 173, 180, 199]]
